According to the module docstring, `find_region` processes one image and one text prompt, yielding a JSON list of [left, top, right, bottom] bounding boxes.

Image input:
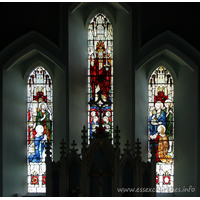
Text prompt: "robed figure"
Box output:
[[90, 40, 111, 102]]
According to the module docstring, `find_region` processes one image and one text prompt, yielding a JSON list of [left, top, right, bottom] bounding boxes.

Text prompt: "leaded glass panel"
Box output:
[[88, 13, 113, 141], [27, 66, 53, 193], [148, 66, 174, 193]]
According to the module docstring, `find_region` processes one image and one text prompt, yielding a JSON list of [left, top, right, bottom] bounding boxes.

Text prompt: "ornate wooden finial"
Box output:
[[135, 138, 141, 159], [60, 138, 66, 158], [114, 126, 120, 147], [81, 126, 88, 148], [125, 140, 130, 148], [70, 140, 78, 152], [123, 140, 131, 152], [71, 140, 77, 149]]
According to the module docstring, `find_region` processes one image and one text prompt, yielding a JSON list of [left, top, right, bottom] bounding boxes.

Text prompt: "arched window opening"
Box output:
[[148, 66, 174, 193], [27, 66, 53, 193], [88, 13, 113, 142]]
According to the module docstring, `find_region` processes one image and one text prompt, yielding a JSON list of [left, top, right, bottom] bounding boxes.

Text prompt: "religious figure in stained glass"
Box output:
[[148, 66, 174, 193], [88, 13, 113, 140], [27, 66, 53, 193]]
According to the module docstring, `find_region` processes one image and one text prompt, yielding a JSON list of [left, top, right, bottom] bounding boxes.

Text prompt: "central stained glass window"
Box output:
[[88, 13, 113, 141], [27, 66, 53, 193]]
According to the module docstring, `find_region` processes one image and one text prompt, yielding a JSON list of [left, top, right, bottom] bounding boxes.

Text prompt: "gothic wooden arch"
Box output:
[[65, 151, 82, 172], [65, 150, 82, 197], [50, 164, 61, 197], [119, 150, 136, 173], [119, 149, 136, 195], [86, 137, 115, 168]]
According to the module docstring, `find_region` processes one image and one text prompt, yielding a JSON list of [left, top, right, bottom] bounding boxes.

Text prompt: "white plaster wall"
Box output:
[[114, 9, 133, 149], [174, 64, 198, 196], [3, 65, 27, 196], [68, 7, 88, 152]]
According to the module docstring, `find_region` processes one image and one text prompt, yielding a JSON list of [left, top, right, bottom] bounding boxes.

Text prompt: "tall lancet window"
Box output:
[[88, 13, 113, 141], [148, 66, 174, 193], [27, 66, 53, 193]]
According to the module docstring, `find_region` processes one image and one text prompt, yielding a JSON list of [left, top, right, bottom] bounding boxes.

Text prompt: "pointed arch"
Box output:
[[148, 66, 174, 193], [0, 31, 65, 71], [87, 13, 114, 141], [27, 66, 53, 193], [85, 6, 116, 28], [135, 31, 199, 72]]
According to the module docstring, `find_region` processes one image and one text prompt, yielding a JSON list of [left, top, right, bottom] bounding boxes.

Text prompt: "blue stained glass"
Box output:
[[27, 66, 53, 193], [148, 66, 174, 193], [88, 13, 113, 141]]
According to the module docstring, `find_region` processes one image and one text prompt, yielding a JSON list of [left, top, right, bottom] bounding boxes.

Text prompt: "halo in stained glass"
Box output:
[[27, 66, 53, 193], [148, 66, 174, 193], [88, 13, 113, 142]]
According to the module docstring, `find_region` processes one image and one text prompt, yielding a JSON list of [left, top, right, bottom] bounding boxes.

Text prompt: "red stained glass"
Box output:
[[42, 175, 46, 185], [156, 175, 159, 184], [88, 13, 113, 141], [154, 91, 168, 105], [31, 175, 39, 185], [27, 66, 53, 193], [163, 175, 171, 185], [148, 66, 174, 193]]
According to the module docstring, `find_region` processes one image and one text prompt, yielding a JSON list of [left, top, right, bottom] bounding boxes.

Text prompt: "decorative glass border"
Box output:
[[148, 66, 174, 193], [88, 13, 113, 142], [27, 66, 53, 193]]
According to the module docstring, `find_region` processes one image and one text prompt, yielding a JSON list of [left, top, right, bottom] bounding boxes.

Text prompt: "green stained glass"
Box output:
[[27, 66, 53, 193], [148, 66, 174, 193]]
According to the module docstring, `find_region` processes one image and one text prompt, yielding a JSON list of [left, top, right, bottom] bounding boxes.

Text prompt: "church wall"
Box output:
[[68, 7, 88, 152], [114, 9, 133, 149], [3, 65, 27, 196], [135, 66, 148, 161], [173, 64, 198, 196], [53, 66, 67, 161]]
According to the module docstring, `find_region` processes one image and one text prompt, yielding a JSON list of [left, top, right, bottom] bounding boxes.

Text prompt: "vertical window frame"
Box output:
[[27, 66, 53, 193], [88, 13, 114, 142], [148, 66, 174, 193]]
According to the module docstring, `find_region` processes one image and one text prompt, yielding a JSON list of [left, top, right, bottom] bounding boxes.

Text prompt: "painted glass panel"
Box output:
[[88, 13, 113, 141], [27, 66, 53, 193], [148, 66, 174, 193]]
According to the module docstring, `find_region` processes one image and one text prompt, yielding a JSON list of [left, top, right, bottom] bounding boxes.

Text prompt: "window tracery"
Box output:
[[148, 66, 174, 193], [88, 13, 113, 141], [27, 66, 53, 193]]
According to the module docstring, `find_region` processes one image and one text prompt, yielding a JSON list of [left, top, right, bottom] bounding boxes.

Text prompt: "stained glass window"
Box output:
[[88, 13, 113, 141], [148, 66, 174, 193], [27, 66, 53, 193]]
